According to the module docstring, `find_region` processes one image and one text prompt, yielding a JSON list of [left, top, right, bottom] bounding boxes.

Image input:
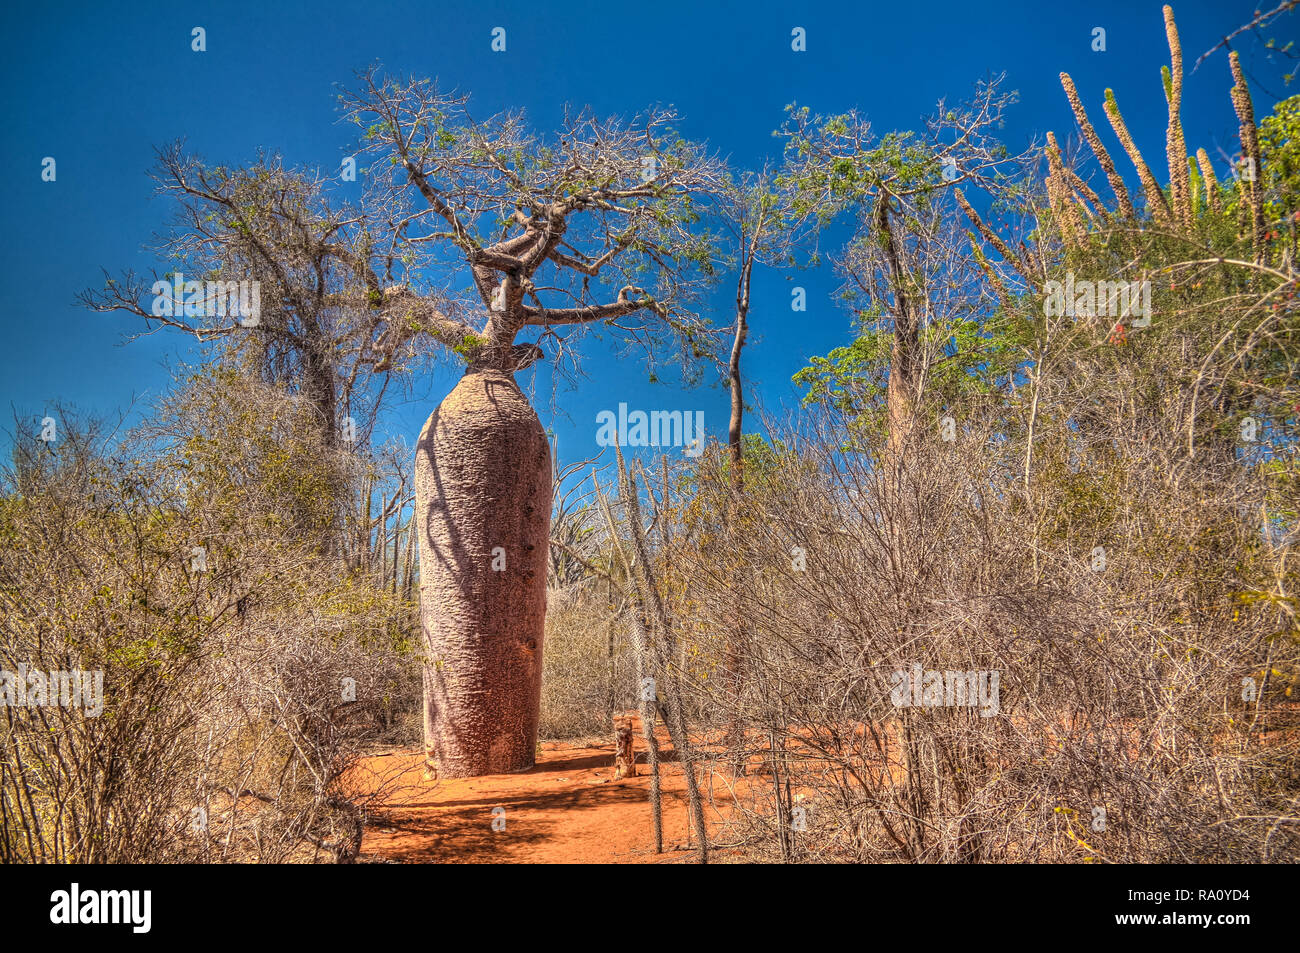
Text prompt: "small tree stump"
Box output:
[[613, 715, 636, 779]]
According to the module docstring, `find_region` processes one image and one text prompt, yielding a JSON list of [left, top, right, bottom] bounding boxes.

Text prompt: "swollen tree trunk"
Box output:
[[876, 193, 923, 611], [415, 367, 551, 777], [877, 194, 921, 458]]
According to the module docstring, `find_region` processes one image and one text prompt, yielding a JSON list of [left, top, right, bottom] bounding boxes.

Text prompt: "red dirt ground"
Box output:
[[350, 719, 739, 864], [348, 709, 1298, 863]]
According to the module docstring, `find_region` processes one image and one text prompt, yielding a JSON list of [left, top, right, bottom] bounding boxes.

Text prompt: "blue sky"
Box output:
[[1, 0, 1295, 468]]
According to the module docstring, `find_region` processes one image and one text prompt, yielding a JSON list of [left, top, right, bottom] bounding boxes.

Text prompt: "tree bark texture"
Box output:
[[415, 368, 551, 777]]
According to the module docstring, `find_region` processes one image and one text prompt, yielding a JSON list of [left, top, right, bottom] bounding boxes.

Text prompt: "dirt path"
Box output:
[[351, 727, 737, 864]]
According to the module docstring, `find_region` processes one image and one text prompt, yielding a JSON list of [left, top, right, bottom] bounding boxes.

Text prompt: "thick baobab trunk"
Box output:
[[415, 367, 551, 777]]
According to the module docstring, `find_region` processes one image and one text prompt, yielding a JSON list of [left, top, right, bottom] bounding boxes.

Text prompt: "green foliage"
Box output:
[[793, 301, 1037, 436], [1260, 95, 1300, 219], [452, 332, 486, 363]]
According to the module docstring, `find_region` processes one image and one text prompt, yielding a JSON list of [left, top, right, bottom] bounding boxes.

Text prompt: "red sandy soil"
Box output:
[[349, 706, 1299, 863], [350, 719, 740, 864]]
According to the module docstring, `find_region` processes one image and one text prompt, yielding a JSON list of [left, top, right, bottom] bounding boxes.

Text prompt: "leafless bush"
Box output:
[[636, 392, 1298, 863], [540, 579, 638, 740], [0, 376, 420, 863]]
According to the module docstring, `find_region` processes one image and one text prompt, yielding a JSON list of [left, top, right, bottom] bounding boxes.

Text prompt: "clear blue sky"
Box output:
[[1, 0, 1294, 468]]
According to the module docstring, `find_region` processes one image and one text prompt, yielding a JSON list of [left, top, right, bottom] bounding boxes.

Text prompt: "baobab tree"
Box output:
[[778, 78, 1034, 459], [78, 145, 444, 450], [342, 70, 725, 776], [780, 81, 1039, 613], [79, 146, 475, 579]]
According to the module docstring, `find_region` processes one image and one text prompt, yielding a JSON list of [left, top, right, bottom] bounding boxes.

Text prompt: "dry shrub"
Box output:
[[645, 394, 1298, 863], [540, 578, 637, 740], [0, 376, 420, 863]]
